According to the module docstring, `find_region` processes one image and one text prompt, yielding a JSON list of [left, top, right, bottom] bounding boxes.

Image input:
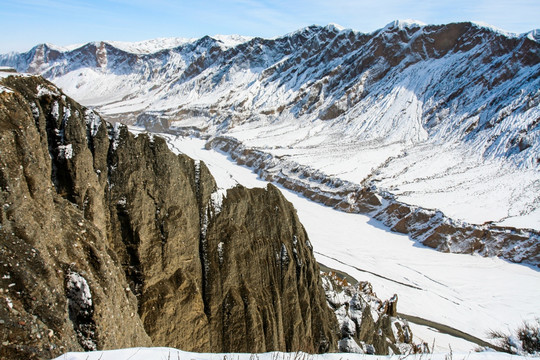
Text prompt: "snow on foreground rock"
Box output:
[[321, 272, 415, 354], [51, 347, 536, 360]]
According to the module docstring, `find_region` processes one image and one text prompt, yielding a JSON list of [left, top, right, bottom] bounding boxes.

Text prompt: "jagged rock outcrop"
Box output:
[[204, 185, 335, 353], [0, 75, 337, 359], [322, 272, 415, 355]]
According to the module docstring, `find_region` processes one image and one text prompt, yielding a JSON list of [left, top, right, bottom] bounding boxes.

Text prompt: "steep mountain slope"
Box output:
[[0, 74, 342, 359], [1, 21, 538, 250]]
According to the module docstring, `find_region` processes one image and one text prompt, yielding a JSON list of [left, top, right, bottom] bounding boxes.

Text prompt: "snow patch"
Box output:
[[211, 34, 253, 48], [58, 144, 73, 160], [471, 21, 519, 38], [117, 197, 127, 207], [51, 101, 59, 120], [217, 241, 225, 264], [84, 109, 102, 137], [210, 188, 227, 214], [383, 19, 427, 31], [62, 105, 71, 125], [0, 85, 12, 94], [109, 122, 122, 150], [326, 23, 346, 32], [37, 84, 60, 97], [338, 337, 365, 353], [0, 70, 31, 79], [44, 42, 85, 52], [65, 271, 96, 351], [0, 66, 17, 72], [106, 37, 197, 54], [30, 102, 40, 118], [280, 243, 289, 266], [525, 29, 540, 42], [66, 272, 92, 308]]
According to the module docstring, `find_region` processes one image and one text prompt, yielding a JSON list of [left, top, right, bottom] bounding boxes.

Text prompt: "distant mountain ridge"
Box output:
[[1, 21, 537, 166], [1, 20, 539, 233]]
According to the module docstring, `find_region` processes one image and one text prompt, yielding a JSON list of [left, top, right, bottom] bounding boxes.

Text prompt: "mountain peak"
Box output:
[[382, 19, 427, 31], [210, 34, 253, 48], [525, 28, 540, 42], [283, 24, 340, 38], [325, 23, 346, 32]]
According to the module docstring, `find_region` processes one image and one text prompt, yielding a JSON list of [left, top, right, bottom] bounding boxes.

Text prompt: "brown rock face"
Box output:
[[105, 126, 213, 352], [0, 76, 151, 359], [0, 75, 338, 359], [205, 185, 336, 353]]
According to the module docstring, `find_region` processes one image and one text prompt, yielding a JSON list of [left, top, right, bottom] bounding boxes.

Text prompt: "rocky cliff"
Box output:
[[0, 74, 338, 359]]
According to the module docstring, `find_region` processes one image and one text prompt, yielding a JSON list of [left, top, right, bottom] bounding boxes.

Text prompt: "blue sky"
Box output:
[[1, 0, 539, 53]]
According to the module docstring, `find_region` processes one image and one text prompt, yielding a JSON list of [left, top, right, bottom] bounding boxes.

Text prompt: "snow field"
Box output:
[[52, 347, 538, 360]]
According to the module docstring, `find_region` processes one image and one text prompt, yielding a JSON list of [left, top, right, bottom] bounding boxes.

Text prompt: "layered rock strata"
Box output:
[[206, 136, 540, 267]]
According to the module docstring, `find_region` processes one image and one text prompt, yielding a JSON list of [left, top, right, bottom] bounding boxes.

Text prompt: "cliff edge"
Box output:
[[0, 75, 337, 359]]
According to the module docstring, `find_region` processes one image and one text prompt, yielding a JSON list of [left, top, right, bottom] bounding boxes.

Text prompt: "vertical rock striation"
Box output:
[[0, 76, 152, 359], [205, 185, 336, 353], [0, 75, 337, 359]]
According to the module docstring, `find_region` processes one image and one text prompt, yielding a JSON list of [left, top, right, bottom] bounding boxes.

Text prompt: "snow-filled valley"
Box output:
[[223, 120, 540, 230], [130, 128, 540, 354], [2, 21, 539, 233]]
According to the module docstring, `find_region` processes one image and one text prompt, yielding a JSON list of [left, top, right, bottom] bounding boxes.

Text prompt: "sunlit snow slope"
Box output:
[[2, 22, 539, 234]]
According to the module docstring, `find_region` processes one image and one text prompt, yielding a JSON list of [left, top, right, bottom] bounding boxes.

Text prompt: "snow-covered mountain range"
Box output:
[[2, 21, 539, 258]]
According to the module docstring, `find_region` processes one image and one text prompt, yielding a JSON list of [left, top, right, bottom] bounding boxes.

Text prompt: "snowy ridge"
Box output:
[[210, 34, 254, 48], [326, 23, 346, 32], [381, 19, 427, 31], [105, 37, 197, 54], [1, 21, 538, 232], [43, 42, 85, 52], [470, 22, 535, 40], [206, 135, 540, 267]]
